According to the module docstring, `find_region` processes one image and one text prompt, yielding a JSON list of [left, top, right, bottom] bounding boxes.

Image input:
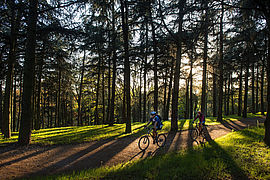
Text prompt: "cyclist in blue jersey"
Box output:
[[145, 111, 162, 144]]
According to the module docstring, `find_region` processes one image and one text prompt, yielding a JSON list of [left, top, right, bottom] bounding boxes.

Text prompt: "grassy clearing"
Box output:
[[40, 127, 270, 180], [0, 113, 264, 146]]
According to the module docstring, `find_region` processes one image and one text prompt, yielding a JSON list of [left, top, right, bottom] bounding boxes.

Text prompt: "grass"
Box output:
[[38, 126, 270, 180], [0, 113, 265, 146]]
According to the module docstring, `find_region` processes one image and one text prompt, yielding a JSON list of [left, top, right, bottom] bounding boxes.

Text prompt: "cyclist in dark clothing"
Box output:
[[145, 111, 162, 144], [192, 111, 205, 135]]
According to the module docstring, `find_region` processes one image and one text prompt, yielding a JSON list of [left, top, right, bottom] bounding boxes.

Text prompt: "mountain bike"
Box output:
[[191, 122, 208, 140], [138, 126, 166, 150]]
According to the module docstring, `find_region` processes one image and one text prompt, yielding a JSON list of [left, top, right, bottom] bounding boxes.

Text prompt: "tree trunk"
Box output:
[[106, 55, 111, 124], [256, 62, 259, 113], [77, 49, 85, 126], [57, 63, 61, 127], [238, 63, 243, 116], [251, 62, 255, 114], [0, 81, 3, 133], [109, 1, 116, 126], [3, 0, 20, 138], [231, 73, 234, 115], [189, 60, 193, 119], [163, 69, 167, 118], [213, 66, 217, 117], [34, 42, 45, 130], [94, 53, 102, 125], [201, 0, 208, 115], [227, 74, 230, 115], [224, 77, 227, 115], [18, 0, 38, 145], [261, 59, 265, 115], [149, 7, 158, 113], [264, 30, 270, 146], [139, 68, 142, 122], [102, 66, 105, 124], [165, 63, 173, 121], [185, 78, 189, 119], [243, 61, 249, 118], [143, 17, 149, 123], [13, 74, 17, 132], [171, 0, 185, 131], [217, 1, 224, 121], [120, 0, 131, 133]]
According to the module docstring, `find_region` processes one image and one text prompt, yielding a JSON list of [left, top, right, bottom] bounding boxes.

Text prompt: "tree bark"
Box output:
[[264, 29, 270, 146], [213, 66, 217, 117], [217, 1, 224, 121], [120, 0, 131, 133], [34, 40, 45, 130], [18, 0, 38, 145], [0, 81, 3, 133], [163, 69, 167, 118], [149, 6, 158, 113], [238, 63, 243, 116], [243, 61, 249, 118], [94, 53, 102, 125], [251, 62, 255, 114], [57, 62, 61, 127], [231, 73, 234, 115], [13, 74, 17, 132], [189, 59, 193, 120], [143, 16, 149, 123], [3, 0, 20, 138], [77, 49, 85, 126], [102, 65, 105, 124], [171, 0, 185, 131], [165, 63, 173, 121], [256, 62, 259, 113], [201, 0, 208, 115], [109, 1, 117, 126], [261, 59, 265, 115], [185, 78, 189, 119]]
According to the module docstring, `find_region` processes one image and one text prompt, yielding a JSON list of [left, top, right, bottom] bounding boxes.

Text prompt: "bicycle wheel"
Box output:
[[138, 135, 150, 150], [156, 134, 166, 147], [191, 128, 198, 140]]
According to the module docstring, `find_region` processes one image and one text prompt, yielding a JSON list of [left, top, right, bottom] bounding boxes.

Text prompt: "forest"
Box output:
[[0, 0, 269, 146]]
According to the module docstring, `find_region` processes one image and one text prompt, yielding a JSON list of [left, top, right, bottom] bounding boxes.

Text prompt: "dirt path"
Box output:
[[0, 117, 265, 179]]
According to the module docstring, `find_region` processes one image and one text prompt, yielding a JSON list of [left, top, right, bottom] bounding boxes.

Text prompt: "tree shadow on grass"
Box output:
[[26, 127, 147, 178], [220, 120, 243, 131], [204, 140, 249, 179], [35, 126, 126, 145]]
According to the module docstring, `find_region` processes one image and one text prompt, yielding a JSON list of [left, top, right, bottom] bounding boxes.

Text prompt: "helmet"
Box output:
[[150, 111, 157, 115]]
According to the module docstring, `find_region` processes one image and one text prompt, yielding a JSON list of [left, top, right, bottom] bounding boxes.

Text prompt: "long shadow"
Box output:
[[229, 120, 247, 129], [220, 120, 242, 131], [172, 119, 187, 151], [187, 120, 194, 150], [205, 140, 249, 179], [201, 127, 249, 179], [128, 150, 146, 161], [37, 126, 125, 144], [27, 128, 147, 178], [162, 131, 177, 153], [0, 146, 54, 168]]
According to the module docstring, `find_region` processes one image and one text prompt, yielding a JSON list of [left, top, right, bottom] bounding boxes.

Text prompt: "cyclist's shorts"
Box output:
[[199, 121, 205, 126]]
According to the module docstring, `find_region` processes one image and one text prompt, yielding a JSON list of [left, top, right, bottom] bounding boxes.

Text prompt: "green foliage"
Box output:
[[39, 127, 270, 180]]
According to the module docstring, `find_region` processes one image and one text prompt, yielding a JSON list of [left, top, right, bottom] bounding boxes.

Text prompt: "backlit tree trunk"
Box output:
[[18, 0, 38, 145]]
